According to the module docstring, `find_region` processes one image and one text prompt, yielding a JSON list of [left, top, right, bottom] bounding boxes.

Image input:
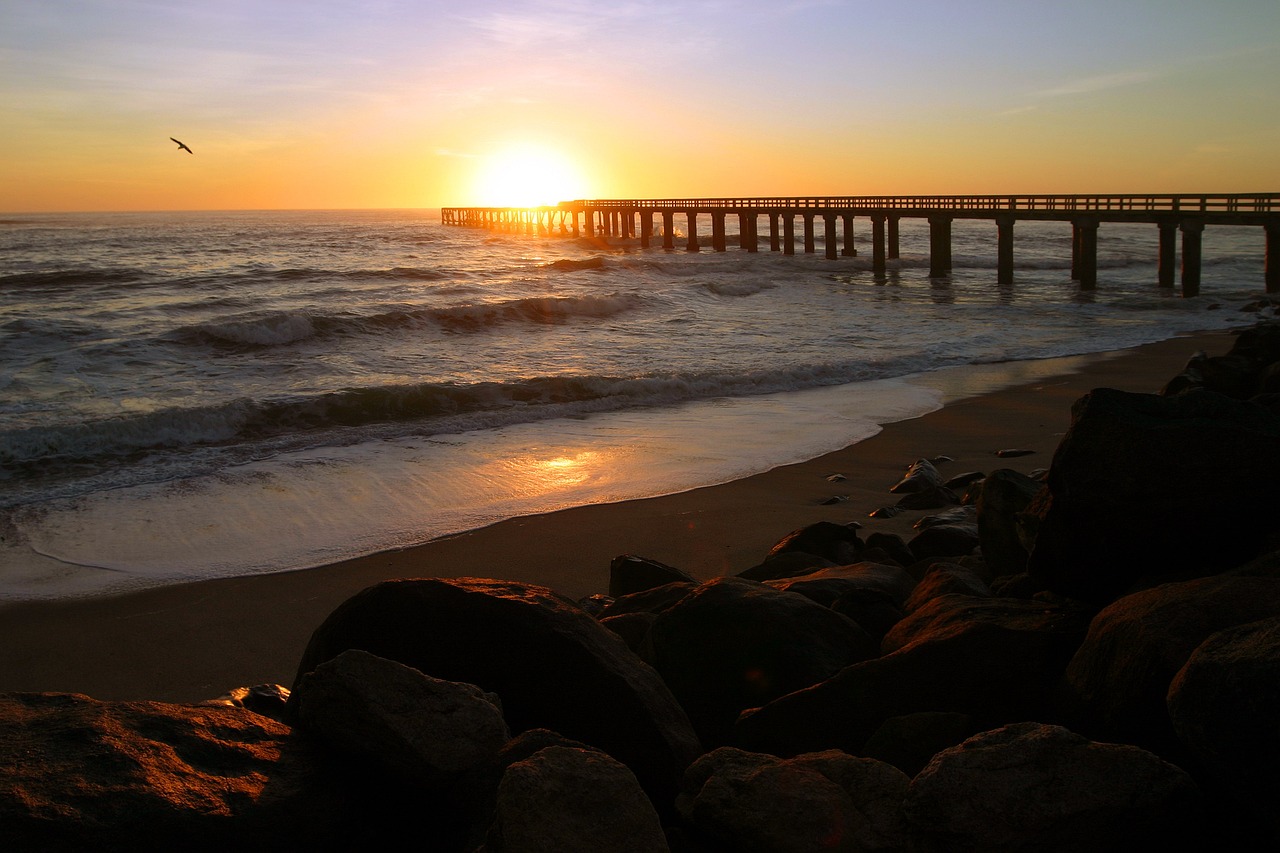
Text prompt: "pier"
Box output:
[[441, 195, 1280, 296]]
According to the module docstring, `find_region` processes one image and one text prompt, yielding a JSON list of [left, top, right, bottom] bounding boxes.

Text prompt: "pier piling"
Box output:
[[442, 194, 1280, 295]]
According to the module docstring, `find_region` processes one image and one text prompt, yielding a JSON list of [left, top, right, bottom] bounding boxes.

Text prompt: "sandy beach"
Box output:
[[0, 330, 1238, 704]]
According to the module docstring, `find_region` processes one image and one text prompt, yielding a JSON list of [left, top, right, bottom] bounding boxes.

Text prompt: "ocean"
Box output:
[[0, 208, 1271, 602]]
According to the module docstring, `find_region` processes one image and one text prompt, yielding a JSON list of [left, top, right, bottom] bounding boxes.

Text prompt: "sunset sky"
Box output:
[[3, 1, 1278, 212]]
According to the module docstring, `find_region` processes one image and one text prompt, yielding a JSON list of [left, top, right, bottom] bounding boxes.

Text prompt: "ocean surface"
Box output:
[[1, 208, 1271, 601]]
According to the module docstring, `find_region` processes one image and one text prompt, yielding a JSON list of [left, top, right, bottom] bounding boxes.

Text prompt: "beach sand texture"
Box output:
[[0, 331, 1237, 703]]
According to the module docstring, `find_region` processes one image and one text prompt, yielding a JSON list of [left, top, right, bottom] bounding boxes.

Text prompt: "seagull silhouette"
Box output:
[[170, 137, 193, 154]]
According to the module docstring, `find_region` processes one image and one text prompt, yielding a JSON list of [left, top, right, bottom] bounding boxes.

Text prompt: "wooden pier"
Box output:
[[441, 195, 1280, 296]]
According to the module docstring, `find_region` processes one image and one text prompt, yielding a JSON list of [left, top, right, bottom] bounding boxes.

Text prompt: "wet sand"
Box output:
[[0, 331, 1236, 703]]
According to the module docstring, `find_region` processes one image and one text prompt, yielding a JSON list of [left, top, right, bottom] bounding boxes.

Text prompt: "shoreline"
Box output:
[[0, 330, 1239, 703]]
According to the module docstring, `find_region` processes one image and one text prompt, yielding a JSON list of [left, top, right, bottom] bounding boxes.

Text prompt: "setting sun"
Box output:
[[470, 143, 588, 208]]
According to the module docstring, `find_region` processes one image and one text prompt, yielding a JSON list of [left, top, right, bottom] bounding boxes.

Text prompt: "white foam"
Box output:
[[0, 374, 943, 601]]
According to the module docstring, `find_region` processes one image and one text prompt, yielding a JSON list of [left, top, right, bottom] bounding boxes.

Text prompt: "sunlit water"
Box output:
[[0, 209, 1271, 600]]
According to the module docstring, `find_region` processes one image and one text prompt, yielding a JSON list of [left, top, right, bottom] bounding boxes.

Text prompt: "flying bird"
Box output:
[[170, 137, 193, 154]]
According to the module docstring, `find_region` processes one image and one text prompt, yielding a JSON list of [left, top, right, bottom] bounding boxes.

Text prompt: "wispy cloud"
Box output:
[[1037, 69, 1160, 98]]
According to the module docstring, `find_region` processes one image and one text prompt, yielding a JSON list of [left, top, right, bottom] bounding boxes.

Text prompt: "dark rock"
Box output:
[[975, 468, 1044, 577], [292, 649, 509, 791], [733, 593, 1091, 757], [647, 577, 877, 745], [0, 692, 352, 852], [830, 588, 904, 646], [737, 551, 836, 582], [868, 505, 904, 519], [287, 577, 701, 810], [200, 683, 290, 721], [764, 521, 864, 565], [1160, 322, 1280, 399], [942, 471, 984, 490], [1168, 616, 1280, 846], [993, 448, 1035, 458], [912, 505, 976, 530], [893, 485, 958, 510], [1167, 616, 1280, 846], [602, 611, 658, 654], [765, 561, 917, 609], [611, 555, 696, 598], [864, 532, 915, 567], [599, 582, 696, 618], [677, 747, 908, 853], [988, 572, 1045, 598], [905, 722, 1202, 853], [902, 562, 991, 614], [484, 745, 669, 853], [1027, 387, 1280, 604], [860, 711, 976, 778], [890, 458, 943, 494], [907, 522, 979, 562], [1059, 574, 1280, 758]]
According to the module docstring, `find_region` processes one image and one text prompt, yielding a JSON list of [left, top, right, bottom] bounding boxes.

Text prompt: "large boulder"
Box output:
[[677, 747, 909, 853], [483, 745, 669, 853], [1059, 575, 1280, 758], [759, 521, 864, 566], [1027, 387, 1280, 603], [291, 649, 510, 790], [609, 555, 695, 598], [975, 468, 1044, 577], [1167, 615, 1280, 846], [902, 562, 990, 614], [1161, 322, 1280, 399], [905, 722, 1202, 852], [287, 577, 701, 810], [0, 692, 352, 852], [733, 594, 1091, 757], [647, 577, 877, 745], [906, 523, 979, 563], [764, 561, 917, 609]]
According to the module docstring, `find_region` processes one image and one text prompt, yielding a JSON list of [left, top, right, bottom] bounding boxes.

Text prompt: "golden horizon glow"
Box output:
[[468, 143, 589, 208]]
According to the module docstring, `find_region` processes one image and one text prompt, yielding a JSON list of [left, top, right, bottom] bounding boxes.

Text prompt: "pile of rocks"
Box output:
[[3, 322, 1278, 851]]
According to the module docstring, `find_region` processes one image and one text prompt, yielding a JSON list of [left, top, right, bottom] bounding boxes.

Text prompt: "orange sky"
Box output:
[[3, 1, 1279, 212]]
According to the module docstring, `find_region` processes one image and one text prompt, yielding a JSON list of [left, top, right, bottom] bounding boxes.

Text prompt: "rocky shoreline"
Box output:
[[3, 320, 1279, 852]]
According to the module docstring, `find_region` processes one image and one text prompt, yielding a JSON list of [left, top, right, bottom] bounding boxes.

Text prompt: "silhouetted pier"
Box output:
[[441, 195, 1280, 296]]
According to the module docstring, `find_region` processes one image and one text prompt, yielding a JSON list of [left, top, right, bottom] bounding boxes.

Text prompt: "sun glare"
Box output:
[[471, 144, 587, 207]]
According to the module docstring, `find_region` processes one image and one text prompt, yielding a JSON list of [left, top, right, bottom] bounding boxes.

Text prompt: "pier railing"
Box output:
[[568, 194, 1280, 216]]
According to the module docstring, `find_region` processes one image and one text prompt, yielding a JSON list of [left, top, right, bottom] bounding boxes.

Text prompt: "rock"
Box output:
[[1160, 322, 1280, 399], [893, 485, 958, 510], [975, 468, 1044, 577], [902, 562, 990, 613], [1167, 615, 1280, 845], [863, 532, 915, 567], [868, 505, 904, 519], [905, 722, 1202, 853], [1027, 387, 1280, 604], [677, 747, 909, 853], [913, 505, 976, 530], [764, 521, 865, 565], [733, 594, 1091, 757], [598, 582, 696, 618], [765, 561, 917, 609], [942, 471, 984, 490], [737, 551, 836, 582], [1059, 574, 1280, 758], [610, 555, 696, 598], [199, 683, 290, 721], [890, 458, 943, 494], [860, 711, 976, 778], [288, 577, 701, 810], [292, 649, 510, 791], [993, 448, 1035, 458], [601, 611, 658, 654], [483, 745, 669, 853], [647, 577, 877, 745], [907, 522, 979, 562], [0, 692, 353, 852], [830, 588, 905, 646]]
